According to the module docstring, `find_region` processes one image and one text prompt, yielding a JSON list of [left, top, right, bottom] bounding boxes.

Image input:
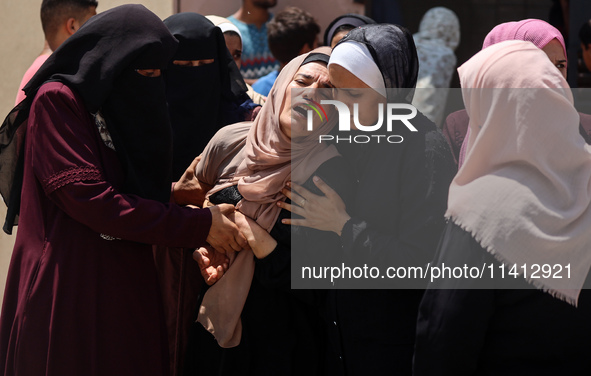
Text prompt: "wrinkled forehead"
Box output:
[[295, 61, 331, 85]]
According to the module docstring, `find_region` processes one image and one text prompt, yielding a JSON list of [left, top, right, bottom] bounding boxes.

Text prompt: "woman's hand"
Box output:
[[228, 211, 278, 259], [278, 176, 351, 236], [206, 204, 249, 254], [172, 155, 213, 207], [193, 246, 229, 285]]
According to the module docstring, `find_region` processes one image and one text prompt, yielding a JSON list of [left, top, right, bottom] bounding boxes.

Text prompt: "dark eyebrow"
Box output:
[[295, 73, 334, 88], [295, 73, 314, 80], [556, 59, 567, 63]]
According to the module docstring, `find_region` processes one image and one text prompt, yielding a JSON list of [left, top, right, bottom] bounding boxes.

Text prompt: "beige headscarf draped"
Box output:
[[449, 40, 591, 305], [196, 46, 339, 347]]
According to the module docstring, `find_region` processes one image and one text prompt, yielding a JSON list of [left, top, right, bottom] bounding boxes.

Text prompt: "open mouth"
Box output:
[[292, 105, 308, 118]]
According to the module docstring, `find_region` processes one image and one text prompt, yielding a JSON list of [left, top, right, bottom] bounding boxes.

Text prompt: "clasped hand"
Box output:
[[197, 207, 277, 285], [196, 176, 348, 284]]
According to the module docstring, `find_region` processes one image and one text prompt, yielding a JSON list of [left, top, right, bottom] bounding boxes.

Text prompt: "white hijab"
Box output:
[[449, 40, 591, 305]]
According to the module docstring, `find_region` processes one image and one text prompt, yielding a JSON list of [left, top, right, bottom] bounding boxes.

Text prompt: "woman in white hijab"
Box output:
[[206, 14, 266, 106], [412, 7, 460, 126], [414, 40, 591, 375]]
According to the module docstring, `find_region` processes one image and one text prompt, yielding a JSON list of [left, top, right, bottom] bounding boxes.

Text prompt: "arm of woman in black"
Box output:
[[281, 127, 455, 278]]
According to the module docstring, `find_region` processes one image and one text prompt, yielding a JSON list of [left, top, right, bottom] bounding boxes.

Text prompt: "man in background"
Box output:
[[228, 0, 280, 84], [252, 6, 320, 96], [15, 0, 97, 104], [580, 19, 591, 72]]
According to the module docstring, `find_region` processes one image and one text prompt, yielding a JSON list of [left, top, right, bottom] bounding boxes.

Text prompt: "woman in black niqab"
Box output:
[[26, 4, 178, 202], [0, 5, 231, 376], [163, 12, 256, 179], [0, 3, 178, 232]]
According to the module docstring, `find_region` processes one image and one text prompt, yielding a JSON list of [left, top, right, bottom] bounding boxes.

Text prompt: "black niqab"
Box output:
[[163, 12, 252, 179], [0, 4, 178, 233]]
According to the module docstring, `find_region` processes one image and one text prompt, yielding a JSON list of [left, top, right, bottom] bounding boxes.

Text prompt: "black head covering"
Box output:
[[337, 24, 419, 102], [323, 13, 376, 47], [163, 12, 252, 179], [302, 52, 330, 66], [0, 4, 178, 233]]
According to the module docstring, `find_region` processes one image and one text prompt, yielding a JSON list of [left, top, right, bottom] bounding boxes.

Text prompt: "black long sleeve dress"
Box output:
[[414, 221, 591, 375], [323, 112, 456, 375]]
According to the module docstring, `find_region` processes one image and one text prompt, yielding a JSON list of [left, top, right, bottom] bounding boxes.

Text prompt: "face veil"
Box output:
[[163, 12, 251, 179], [0, 4, 178, 233]]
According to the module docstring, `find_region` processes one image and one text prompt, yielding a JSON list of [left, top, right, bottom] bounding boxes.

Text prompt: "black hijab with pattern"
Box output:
[[336, 23, 419, 102], [333, 24, 424, 174], [0, 4, 178, 233], [163, 12, 253, 179]]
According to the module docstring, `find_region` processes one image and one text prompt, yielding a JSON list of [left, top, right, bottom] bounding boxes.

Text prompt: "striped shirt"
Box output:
[[228, 15, 280, 80]]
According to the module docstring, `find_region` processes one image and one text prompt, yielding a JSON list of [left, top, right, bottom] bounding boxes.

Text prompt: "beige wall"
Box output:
[[0, 0, 174, 307], [178, 0, 364, 40]]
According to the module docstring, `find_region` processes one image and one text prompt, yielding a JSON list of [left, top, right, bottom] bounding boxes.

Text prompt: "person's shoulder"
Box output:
[[208, 122, 251, 150], [404, 111, 454, 162], [36, 81, 71, 95], [578, 112, 591, 144], [409, 109, 440, 134], [29, 82, 91, 134], [22, 54, 50, 81], [579, 112, 591, 129], [227, 15, 247, 29], [259, 70, 278, 81], [314, 155, 356, 198], [16, 55, 52, 105], [252, 70, 278, 95], [34, 82, 83, 111], [445, 109, 469, 127], [316, 155, 348, 175], [32, 53, 50, 68], [215, 121, 251, 137]]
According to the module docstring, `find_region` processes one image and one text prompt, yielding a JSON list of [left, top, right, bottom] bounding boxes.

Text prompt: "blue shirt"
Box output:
[[251, 69, 279, 96]]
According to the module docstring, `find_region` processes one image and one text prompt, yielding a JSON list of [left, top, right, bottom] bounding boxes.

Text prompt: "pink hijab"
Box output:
[[482, 18, 566, 56], [196, 47, 339, 347], [198, 47, 338, 232], [451, 40, 591, 305], [458, 19, 566, 166]]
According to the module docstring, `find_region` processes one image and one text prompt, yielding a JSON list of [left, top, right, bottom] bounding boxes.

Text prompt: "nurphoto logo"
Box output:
[[305, 99, 419, 144]]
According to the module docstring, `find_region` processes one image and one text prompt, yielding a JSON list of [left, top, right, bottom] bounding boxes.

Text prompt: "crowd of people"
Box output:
[[1, 0, 591, 375]]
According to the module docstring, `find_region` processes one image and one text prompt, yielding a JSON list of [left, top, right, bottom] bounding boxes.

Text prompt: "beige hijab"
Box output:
[[196, 47, 339, 347], [449, 40, 591, 305]]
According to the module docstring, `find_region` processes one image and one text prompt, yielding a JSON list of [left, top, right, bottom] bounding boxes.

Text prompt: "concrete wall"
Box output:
[[0, 0, 174, 308]]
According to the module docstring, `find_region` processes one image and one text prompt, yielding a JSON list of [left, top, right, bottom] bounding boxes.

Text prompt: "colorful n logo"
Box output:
[[304, 98, 328, 130]]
